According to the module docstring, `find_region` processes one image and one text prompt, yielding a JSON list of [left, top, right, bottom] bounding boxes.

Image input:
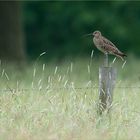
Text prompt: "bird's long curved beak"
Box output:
[[82, 33, 93, 37]]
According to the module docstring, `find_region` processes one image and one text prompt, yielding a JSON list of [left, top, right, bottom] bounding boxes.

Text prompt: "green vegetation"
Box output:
[[0, 56, 140, 140], [0, 1, 139, 139], [23, 1, 140, 60]]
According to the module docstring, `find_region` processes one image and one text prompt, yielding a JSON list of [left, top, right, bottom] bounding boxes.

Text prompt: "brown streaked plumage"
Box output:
[[87, 30, 127, 60]]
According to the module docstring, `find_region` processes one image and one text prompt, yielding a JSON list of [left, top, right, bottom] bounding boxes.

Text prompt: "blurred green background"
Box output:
[[0, 1, 140, 63]]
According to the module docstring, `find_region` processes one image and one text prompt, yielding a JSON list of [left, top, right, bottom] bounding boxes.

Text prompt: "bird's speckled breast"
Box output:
[[93, 37, 105, 53]]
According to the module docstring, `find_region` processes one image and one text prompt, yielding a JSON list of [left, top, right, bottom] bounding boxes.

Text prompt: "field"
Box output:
[[0, 56, 140, 140]]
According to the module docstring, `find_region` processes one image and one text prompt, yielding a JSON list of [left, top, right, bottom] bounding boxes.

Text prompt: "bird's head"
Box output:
[[83, 30, 101, 38], [93, 31, 101, 37]]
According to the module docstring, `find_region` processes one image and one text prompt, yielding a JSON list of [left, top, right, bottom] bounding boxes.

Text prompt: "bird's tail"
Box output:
[[114, 52, 127, 61], [121, 53, 127, 57]]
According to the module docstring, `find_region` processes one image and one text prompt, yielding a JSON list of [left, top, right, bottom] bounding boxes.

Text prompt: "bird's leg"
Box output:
[[104, 53, 109, 67]]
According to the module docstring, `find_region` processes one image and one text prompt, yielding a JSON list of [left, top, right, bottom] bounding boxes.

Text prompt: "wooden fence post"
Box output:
[[98, 55, 117, 115]]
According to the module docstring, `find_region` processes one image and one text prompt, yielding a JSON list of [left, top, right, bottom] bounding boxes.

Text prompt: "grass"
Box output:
[[0, 55, 140, 140]]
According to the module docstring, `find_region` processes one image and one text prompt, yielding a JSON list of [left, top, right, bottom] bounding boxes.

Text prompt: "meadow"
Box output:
[[0, 55, 140, 140]]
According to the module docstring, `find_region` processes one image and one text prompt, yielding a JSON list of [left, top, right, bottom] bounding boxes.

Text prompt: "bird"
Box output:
[[85, 30, 127, 60]]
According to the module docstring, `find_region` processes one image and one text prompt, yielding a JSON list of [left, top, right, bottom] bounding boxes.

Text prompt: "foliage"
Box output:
[[0, 57, 140, 139], [23, 1, 140, 60]]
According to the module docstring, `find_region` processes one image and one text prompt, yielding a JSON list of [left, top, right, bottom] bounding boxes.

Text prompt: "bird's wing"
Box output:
[[102, 36, 117, 49], [101, 36, 123, 55], [101, 36, 126, 58]]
